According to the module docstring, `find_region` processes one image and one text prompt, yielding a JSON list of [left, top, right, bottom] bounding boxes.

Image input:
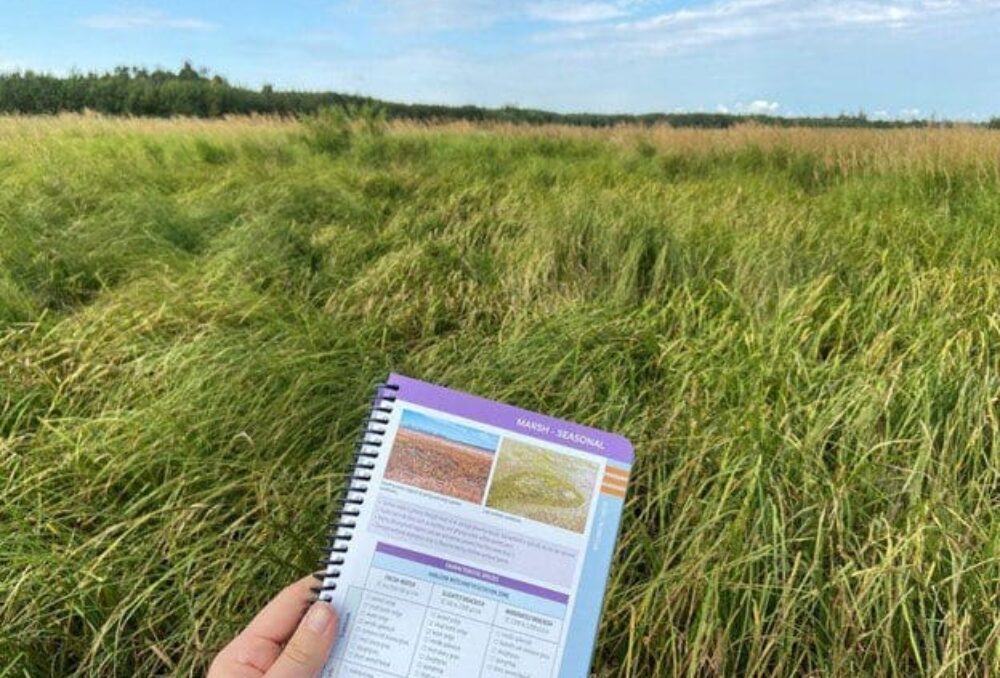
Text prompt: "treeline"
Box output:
[[0, 63, 994, 129]]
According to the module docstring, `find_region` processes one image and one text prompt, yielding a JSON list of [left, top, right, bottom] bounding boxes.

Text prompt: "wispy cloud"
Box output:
[[80, 9, 215, 31], [376, 0, 641, 31], [536, 0, 1000, 54]]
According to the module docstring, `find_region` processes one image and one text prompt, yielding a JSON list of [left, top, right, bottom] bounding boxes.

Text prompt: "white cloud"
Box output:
[[80, 9, 215, 31], [376, 0, 644, 31], [899, 107, 922, 117], [715, 100, 782, 115], [535, 0, 1000, 54], [377, 0, 993, 38], [746, 99, 780, 114]]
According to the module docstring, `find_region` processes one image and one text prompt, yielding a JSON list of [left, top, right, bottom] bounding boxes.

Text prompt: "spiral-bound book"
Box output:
[[316, 374, 634, 678]]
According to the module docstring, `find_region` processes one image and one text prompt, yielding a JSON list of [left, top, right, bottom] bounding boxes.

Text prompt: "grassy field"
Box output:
[[1, 114, 999, 676]]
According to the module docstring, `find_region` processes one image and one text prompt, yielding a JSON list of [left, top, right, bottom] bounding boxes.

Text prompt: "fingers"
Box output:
[[264, 601, 338, 678], [207, 576, 321, 678], [244, 576, 319, 646]]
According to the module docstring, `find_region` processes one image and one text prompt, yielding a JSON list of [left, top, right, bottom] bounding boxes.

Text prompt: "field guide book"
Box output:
[[315, 374, 634, 678]]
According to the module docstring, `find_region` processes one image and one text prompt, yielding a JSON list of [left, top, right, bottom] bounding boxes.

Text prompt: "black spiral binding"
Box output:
[[312, 379, 399, 602]]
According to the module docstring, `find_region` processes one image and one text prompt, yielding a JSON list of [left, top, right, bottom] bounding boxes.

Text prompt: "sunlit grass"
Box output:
[[1, 115, 999, 676]]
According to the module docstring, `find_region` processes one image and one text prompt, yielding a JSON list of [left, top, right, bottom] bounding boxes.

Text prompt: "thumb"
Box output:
[[265, 601, 338, 678]]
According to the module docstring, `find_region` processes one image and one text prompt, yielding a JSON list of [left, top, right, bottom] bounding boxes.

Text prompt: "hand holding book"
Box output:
[[209, 576, 339, 678], [313, 375, 633, 678]]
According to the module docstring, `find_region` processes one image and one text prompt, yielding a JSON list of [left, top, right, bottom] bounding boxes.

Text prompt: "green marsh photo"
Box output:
[[485, 439, 599, 533]]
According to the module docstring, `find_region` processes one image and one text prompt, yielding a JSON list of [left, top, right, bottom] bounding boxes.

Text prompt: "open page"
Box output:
[[320, 374, 634, 678]]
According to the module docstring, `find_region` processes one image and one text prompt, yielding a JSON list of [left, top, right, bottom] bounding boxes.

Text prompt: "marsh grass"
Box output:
[[1, 115, 999, 676]]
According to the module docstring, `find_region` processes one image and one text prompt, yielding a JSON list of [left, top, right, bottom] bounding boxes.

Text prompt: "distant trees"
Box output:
[[0, 63, 988, 129], [0, 62, 361, 118]]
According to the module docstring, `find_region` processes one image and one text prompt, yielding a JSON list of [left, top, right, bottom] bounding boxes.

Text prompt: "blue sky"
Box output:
[[401, 409, 499, 451], [1, 1, 998, 119]]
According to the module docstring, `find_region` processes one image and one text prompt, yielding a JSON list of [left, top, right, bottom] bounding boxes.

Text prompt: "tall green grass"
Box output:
[[1, 116, 999, 676]]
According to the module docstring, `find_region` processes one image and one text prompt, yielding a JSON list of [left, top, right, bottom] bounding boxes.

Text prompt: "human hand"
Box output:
[[208, 576, 338, 678]]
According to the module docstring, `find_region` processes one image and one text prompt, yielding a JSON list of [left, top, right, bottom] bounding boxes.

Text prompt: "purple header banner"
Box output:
[[387, 373, 634, 465], [376, 541, 569, 605]]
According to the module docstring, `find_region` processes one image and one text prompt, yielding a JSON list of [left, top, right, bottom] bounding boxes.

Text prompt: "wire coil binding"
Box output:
[[312, 379, 399, 602]]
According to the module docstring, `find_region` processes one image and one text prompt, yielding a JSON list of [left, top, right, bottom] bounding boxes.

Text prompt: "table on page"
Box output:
[[326, 542, 567, 678]]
